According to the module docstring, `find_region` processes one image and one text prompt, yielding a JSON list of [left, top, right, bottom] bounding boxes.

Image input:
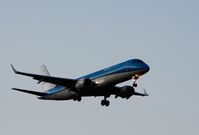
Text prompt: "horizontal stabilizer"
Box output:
[[12, 88, 48, 96]]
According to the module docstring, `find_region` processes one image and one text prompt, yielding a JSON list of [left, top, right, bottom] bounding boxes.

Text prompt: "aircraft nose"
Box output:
[[145, 64, 150, 72]]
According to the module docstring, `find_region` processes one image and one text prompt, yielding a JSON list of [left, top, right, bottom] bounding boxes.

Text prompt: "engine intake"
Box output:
[[116, 86, 135, 98], [75, 78, 93, 91]]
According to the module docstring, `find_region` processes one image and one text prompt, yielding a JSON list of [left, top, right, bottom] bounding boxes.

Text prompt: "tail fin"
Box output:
[[40, 65, 56, 91]]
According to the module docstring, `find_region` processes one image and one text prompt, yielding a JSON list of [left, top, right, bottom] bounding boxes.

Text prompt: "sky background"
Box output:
[[0, 0, 199, 135]]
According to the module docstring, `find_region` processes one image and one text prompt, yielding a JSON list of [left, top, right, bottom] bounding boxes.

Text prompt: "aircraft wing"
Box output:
[[11, 65, 77, 88], [134, 90, 149, 96], [112, 86, 149, 97], [12, 88, 48, 96]]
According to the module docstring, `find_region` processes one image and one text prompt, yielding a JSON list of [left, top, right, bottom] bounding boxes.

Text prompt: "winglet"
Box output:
[[143, 89, 149, 96], [10, 64, 19, 74]]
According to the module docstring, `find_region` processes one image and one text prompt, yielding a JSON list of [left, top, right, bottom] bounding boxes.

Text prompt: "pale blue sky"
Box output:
[[0, 0, 199, 135]]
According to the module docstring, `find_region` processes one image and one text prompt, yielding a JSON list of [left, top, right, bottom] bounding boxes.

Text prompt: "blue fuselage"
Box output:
[[44, 59, 150, 100]]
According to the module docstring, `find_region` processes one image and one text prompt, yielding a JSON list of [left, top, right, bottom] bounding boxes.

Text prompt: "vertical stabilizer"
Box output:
[[40, 65, 56, 91]]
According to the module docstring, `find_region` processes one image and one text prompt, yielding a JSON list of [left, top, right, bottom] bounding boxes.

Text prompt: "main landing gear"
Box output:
[[73, 94, 82, 102], [101, 97, 110, 107], [76, 96, 82, 102]]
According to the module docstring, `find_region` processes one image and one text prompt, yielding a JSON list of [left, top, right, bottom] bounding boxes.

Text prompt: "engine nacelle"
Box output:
[[75, 78, 93, 91], [116, 86, 135, 98]]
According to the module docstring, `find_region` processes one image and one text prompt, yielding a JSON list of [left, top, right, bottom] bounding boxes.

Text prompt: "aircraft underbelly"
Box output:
[[46, 89, 76, 100]]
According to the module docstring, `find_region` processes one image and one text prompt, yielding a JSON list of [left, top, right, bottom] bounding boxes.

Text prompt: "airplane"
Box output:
[[11, 59, 150, 107]]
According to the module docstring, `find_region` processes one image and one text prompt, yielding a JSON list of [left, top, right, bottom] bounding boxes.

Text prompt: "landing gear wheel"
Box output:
[[74, 94, 82, 102], [77, 96, 82, 102], [101, 100, 106, 106], [105, 100, 110, 106], [101, 100, 110, 107], [133, 83, 137, 87]]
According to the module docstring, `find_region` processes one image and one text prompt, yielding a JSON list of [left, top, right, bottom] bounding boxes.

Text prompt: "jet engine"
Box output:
[[75, 78, 93, 91], [116, 86, 135, 98]]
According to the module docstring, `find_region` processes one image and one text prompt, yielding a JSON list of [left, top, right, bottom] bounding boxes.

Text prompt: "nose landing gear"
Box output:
[[132, 75, 139, 88], [133, 83, 137, 87]]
